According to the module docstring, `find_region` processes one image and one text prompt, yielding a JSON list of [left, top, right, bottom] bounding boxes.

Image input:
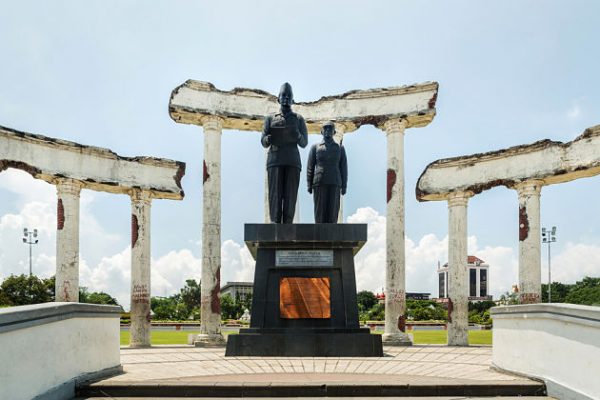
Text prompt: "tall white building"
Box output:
[[437, 256, 492, 301]]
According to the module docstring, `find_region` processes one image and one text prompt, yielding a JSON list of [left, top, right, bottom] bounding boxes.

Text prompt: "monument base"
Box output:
[[226, 328, 383, 357], [226, 224, 382, 357]]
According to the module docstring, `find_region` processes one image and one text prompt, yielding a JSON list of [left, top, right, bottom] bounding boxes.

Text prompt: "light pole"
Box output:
[[22, 228, 39, 276], [541, 226, 557, 303]]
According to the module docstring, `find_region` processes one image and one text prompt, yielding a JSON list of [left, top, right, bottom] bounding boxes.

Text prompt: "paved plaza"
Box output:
[[81, 345, 547, 397]]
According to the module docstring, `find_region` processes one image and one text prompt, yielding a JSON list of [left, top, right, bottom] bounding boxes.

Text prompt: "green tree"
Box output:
[[541, 282, 571, 303], [565, 277, 600, 305], [356, 290, 377, 313], [220, 294, 237, 319], [0, 274, 54, 305], [180, 279, 200, 314], [151, 296, 178, 320]]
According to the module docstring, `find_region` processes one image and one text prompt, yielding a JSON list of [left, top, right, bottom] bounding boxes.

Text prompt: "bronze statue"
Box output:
[[307, 121, 348, 223], [261, 83, 308, 223]]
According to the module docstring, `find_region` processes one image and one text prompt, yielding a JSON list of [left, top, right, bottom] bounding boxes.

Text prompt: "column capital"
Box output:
[[383, 118, 408, 135], [56, 178, 82, 196], [513, 179, 544, 195], [131, 189, 152, 204], [200, 115, 224, 132], [447, 191, 473, 207]]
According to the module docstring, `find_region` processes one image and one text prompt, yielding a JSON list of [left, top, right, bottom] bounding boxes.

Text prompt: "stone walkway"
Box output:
[[101, 345, 525, 383], [82, 345, 547, 398]]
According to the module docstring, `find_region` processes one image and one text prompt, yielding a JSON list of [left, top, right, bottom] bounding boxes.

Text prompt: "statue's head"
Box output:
[[321, 121, 336, 139], [278, 82, 294, 107]]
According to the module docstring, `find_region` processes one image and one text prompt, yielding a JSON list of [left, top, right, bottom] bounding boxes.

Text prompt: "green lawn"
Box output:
[[120, 329, 492, 346]]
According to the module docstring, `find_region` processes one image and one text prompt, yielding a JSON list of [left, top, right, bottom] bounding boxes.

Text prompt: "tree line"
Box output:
[[3, 274, 598, 322]]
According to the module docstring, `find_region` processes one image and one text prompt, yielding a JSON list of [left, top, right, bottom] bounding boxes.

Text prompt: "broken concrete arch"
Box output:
[[416, 124, 600, 201], [0, 124, 186, 348]]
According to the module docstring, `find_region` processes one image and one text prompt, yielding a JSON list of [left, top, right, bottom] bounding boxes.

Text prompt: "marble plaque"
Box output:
[[276, 250, 334, 267], [280, 277, 331, 319]]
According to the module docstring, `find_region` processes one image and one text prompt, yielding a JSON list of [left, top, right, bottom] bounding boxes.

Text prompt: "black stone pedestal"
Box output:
[[225, 223, 383, 357]]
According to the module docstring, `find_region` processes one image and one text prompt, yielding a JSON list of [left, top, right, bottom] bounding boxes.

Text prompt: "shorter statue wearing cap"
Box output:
[[307, 121, 348, 223], [261, 83, 308, 223]]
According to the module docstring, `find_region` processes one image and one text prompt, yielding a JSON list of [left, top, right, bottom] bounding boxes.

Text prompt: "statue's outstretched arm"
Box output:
[[340, 146, 348, 194], [307, 145, 316, 193], [297, 116, 308, 148], [261, 116, 271, 148]]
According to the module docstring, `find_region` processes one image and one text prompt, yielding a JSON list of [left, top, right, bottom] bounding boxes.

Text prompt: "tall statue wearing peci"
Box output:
[[261, 82, 308, 223]]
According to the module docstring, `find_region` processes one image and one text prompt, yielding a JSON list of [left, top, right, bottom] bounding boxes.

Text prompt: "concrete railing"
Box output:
[[491, 303, 600, 400], [0, 302, 122, 400]]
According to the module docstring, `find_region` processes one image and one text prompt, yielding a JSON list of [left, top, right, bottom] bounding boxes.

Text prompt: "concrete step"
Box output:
[[79, 397, 556, 400], [77, 380, 547, 398]]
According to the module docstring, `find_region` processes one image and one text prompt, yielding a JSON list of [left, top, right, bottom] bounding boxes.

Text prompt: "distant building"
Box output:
[[437, 256, 492, 301], [220, 281, 253, 300]]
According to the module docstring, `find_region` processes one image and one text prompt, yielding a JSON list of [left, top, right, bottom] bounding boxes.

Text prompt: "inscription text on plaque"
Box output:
[[276, 250, 333, 267]]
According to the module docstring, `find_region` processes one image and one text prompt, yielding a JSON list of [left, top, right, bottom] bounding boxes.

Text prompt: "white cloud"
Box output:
[[346, 207, 521, 298], [550, 242, 600, 284]]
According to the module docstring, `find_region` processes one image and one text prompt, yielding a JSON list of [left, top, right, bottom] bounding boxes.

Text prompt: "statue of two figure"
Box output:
[[262, 82, 348, 224]]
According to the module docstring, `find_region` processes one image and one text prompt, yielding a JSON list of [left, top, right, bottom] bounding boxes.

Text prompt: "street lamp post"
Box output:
[[541, 226, 557, 303], [22, 228, 39, 276]]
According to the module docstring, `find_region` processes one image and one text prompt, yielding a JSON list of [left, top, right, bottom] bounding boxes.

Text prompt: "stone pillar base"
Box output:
[[129, 343, 151, 349], [382, 332, 413, 346], [194, 334, 226, 347]]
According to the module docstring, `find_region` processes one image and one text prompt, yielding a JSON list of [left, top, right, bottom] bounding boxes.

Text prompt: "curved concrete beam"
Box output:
[[169, 80, 439, 133], [416, 124, 600, 201], [0, 125, 185, 200]]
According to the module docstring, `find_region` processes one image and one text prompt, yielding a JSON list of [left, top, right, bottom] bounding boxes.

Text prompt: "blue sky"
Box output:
[[1, 1, 599, 308]]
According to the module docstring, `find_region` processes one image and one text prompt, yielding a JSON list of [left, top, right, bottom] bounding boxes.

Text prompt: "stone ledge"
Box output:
[[0, 302, 122, 334]]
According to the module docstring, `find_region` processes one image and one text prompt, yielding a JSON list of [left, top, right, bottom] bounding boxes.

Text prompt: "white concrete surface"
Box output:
[[492, 303, 600, 400], [0, 303, 121, 400], [197, 116, 226, 346], [55, 178, 82, 302], [169, 80, 439, 133], [447, 191, 471, 346], [382, 118, 411, 345], [130, 190, 152, 347]]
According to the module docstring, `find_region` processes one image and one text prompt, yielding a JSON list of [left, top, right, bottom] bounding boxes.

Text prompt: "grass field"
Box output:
[[120, 329, 492, 346]]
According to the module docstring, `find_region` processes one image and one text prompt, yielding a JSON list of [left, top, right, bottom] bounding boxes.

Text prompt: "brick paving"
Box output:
[[96, 345, 532, 385]]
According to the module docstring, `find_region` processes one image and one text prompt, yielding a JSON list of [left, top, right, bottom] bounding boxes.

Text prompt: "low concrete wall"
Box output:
[[491, 303, 600, 400], [0, 302, 122, 400]]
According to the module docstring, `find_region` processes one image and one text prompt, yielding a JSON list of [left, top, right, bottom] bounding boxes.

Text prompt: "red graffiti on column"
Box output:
[[57, 199, 65, 230], [447, 298, 454, 323], [387, 169, 396, 203], [211, 268, 221, 314], [398, 315, 406, 332], [203, 160, 210, 184], [132, 284, 149, 304], [63, 280, 71, 301], [519, 206, 529, 241], [131, 214, 139, 247], [520, 292, 540, 304]]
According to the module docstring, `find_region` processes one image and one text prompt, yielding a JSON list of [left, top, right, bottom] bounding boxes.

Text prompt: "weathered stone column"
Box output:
[[447, 191, 472, 346], [130, 190, 152, 347], [55, 179, 82, 302], [515, 180, 543, 304], [196, 116, 226, 346], [333, 123, 346, 223], [382, 118, 411, 345]]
